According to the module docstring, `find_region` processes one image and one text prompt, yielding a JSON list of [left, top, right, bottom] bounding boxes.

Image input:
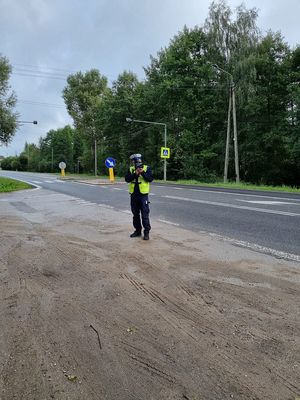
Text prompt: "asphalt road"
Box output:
[[1, 170, 300, 259]]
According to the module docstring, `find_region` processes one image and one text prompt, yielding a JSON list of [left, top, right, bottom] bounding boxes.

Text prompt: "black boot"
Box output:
[[143, 231, 150, 240], [130, 231, 141, 238]]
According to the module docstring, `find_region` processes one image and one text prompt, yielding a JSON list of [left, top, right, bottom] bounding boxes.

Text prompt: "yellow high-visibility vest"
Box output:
[[129, 165, 150, 194]]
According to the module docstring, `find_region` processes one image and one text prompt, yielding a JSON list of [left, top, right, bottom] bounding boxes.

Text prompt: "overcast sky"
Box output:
[[1, 0, 299, 157]]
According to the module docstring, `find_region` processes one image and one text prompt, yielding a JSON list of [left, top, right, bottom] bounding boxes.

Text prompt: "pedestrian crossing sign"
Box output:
[[160, 147, 170, 159]]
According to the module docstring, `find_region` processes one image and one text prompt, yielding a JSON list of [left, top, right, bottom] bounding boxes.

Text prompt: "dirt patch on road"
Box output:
[[0, 190, 299, 399]]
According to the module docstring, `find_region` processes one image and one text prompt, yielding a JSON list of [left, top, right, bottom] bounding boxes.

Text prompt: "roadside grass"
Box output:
[[155, 180, 300, 194], [0, 177, 33, 193]]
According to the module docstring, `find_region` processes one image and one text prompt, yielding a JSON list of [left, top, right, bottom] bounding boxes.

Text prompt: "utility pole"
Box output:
[[212, 64, 240, 183], [51, 147, 54, 172], [94, 138, 97, 177], [224, 87, 232, 183], [231, 82, 240, 182], [27, 144, 29, 171], [91, 120, 97, 177]]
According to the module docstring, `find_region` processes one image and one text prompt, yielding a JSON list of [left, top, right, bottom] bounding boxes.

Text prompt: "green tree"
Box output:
[[39, 126, 74, 172], [23, 142, 40, 171], [143, 25, 224, 180], [19, 153, 28, 171], [1, 156, 15, 170], [239, 33, 291, 184], [285, 46, 300, 186], [73, 128, 84, 172], [51, 126, 74, 171], [63, 69, 108, 174], [204, 1, 261, 181], [102, 71, 143, 175], [0, 55, 18, 144]]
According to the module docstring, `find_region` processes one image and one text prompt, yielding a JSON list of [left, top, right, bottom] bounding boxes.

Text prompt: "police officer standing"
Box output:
[[125, 154, 153, 240]]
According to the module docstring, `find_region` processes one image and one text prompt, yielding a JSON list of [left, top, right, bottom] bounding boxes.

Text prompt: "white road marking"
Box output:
[[164, 195, 300, 217], [113, 188, 123, 190], [158, 219, 180, 226], [72, 181, 110, 187], [238, 200, 298, 205], [176, 187, 300, 202], [207, 232, 300, 262], [45, 180, 55, 183], [149, 193, 156, 196], [98, 204, 114, 209], [59, 194, 77, 199], [72, 181, 94, 187], [32, 180, 42, 184], [120, 210, 131, 214]]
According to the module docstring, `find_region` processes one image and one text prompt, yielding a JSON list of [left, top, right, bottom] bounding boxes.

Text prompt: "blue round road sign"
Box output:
[[105, 157, 116, 168]]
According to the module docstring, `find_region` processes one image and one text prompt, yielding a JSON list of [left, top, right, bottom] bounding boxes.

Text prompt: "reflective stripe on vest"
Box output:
[[129, 165, 150, 194]]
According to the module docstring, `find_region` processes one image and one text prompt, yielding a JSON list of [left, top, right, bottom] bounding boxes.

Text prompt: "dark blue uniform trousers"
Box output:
[[130, 194, 151, 233]]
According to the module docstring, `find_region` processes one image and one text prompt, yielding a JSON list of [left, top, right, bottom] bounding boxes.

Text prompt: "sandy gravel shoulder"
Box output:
[[0, 188, 299, 400]]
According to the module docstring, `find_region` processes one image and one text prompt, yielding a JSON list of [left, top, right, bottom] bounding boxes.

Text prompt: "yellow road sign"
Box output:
[[161, 147, 170, 159]]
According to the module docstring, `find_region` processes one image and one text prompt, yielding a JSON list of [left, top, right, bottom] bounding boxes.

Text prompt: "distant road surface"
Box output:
[[1, 170, 300, 260]]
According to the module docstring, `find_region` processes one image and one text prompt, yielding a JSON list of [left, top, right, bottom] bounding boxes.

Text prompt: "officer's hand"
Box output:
[[136, 167, 143, 175]]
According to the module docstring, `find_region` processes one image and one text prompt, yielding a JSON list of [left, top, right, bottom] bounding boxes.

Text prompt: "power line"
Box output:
[[12, 72, 67, 81], [11, 63, 230, 95], [12, 71, 230, 91], [13, 63, 78, 74], [13, 67, 67, 78], [18, 99, 66, 109], [12, 63, 119, 81], [12, 64, 71, 81]]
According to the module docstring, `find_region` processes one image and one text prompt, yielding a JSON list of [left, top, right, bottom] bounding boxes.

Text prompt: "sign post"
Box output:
[[59, 161, 66, 177], [109, 168, 114, 182], [105, 158, 116, 182]]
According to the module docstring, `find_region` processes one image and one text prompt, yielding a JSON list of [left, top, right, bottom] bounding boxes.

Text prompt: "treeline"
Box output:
[[3, 2, 300, 185], [1, 126, 75, 173]]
